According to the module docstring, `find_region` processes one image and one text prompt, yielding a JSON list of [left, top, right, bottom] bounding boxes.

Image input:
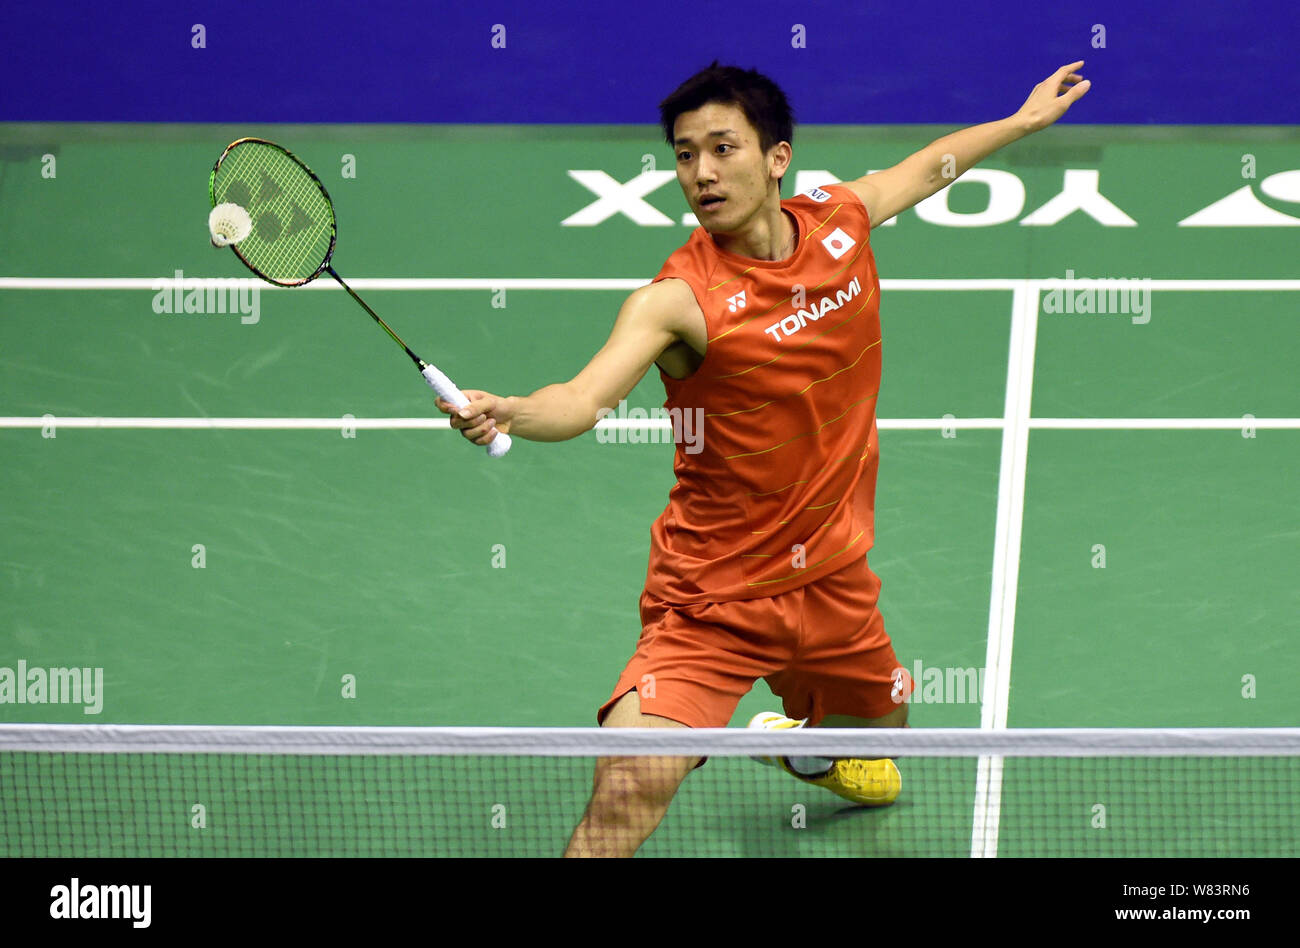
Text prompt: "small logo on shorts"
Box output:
[[896, 660, 987, 705], [890, 666, 915, 704]]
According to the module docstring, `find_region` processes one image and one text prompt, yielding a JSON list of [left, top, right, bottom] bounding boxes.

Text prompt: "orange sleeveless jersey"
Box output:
[[645, 183, 883, 604]]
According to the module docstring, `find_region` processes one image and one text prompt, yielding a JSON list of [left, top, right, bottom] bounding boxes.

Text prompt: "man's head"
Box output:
[[659, 63, 795, 234]]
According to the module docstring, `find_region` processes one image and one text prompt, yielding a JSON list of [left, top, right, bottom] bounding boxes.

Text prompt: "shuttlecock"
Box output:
[[209, 202, 252, 247]]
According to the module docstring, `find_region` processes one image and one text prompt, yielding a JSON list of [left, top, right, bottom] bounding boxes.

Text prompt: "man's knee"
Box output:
[[589, 756, 688, 818], [820, 701, 909, 728], [878, 701, 908, 728], [602, 688, 693, 730]]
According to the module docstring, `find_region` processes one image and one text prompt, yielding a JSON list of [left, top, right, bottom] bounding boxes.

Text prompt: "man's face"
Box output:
[[672, 102, 785, 234]]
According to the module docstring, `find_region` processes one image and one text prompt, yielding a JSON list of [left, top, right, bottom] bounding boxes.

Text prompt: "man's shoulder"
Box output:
[[620, 275, 703, 346], [653, 226, 720, 285], [784, 182, 874, 240], [784, 181, 867, 212], [627, 274, 698, 322]]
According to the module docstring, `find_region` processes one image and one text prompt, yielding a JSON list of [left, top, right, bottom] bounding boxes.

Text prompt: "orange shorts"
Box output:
[[598, 556, 913, 728]]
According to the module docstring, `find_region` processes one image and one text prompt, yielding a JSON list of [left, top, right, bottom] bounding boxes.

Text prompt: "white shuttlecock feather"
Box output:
[[209, 202, 252, 247]]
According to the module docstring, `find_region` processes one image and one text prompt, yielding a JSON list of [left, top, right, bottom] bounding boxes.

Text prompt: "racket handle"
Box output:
[[421, 364, 513, 458]]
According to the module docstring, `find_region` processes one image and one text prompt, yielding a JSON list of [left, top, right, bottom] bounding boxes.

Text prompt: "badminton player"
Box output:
[[438, 60, 1089, 857]]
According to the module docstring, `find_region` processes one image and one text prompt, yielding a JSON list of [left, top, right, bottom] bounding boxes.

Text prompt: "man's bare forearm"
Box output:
[[899, 116, 1032, 199], [504, 382, 602, 442]]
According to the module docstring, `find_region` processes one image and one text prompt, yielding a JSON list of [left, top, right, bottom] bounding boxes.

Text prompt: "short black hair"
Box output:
[[659, 61, 795, 157]]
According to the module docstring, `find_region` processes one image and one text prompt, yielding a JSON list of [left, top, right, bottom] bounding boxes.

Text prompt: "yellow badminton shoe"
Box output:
[[748, 711, 901, 807]]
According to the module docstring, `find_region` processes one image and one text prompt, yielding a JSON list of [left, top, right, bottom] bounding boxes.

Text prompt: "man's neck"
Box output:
[[709, 206, 797, 262]]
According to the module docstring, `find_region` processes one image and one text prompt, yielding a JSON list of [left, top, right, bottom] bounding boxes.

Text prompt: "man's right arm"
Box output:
[[844, 61, 1090, 229], [439, 278, 696, 447]]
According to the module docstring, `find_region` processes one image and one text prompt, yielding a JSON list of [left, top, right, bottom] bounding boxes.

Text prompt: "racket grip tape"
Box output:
[[421, 364, 512, 458]]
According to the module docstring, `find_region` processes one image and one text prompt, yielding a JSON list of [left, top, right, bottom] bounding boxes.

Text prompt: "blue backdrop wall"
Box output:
[[3, 0, 1297, 124]]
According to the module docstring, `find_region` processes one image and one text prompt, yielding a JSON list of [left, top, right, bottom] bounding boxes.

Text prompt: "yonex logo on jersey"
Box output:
[[820, 227, 856, 260], [763, 276, 862, 342], [803, 186, 832, 203], [726, 291, 747, 312]]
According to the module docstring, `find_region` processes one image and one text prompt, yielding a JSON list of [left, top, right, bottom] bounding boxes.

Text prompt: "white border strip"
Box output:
[[2, 417, 1292, 431], [0, 417, 452, 430], [0, 416, 1007, 431], [4, 277, 1300, 292], [2, 724, 1298, 757]]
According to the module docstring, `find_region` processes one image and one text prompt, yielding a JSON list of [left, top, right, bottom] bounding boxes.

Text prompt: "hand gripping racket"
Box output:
[[207, 137, 510, 458]]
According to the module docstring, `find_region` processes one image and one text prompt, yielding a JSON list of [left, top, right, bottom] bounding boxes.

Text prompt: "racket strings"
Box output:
[[213, 142, 335, 285]]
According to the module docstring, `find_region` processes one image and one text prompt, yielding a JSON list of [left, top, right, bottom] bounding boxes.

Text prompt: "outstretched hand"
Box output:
[[1015, 61, 1091, 132]]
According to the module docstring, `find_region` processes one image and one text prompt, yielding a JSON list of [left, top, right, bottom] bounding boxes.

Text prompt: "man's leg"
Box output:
[[755, 559, 912, 804], [564, 690, 699, 858], [819, 701, 909, 729]]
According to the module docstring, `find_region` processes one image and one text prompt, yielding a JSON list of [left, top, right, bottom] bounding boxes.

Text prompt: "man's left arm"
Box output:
[[843, 60, 1092, 227]]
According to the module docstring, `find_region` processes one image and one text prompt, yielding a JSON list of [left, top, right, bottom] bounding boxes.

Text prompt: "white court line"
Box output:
[[0, 417, 1009, 431], [971, 283, 1040, 859], [3, 417, 1294, 431], [1030, 418, 1300, 429], [5, 277, 1300, 292], [0, 417, 451, 430]]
